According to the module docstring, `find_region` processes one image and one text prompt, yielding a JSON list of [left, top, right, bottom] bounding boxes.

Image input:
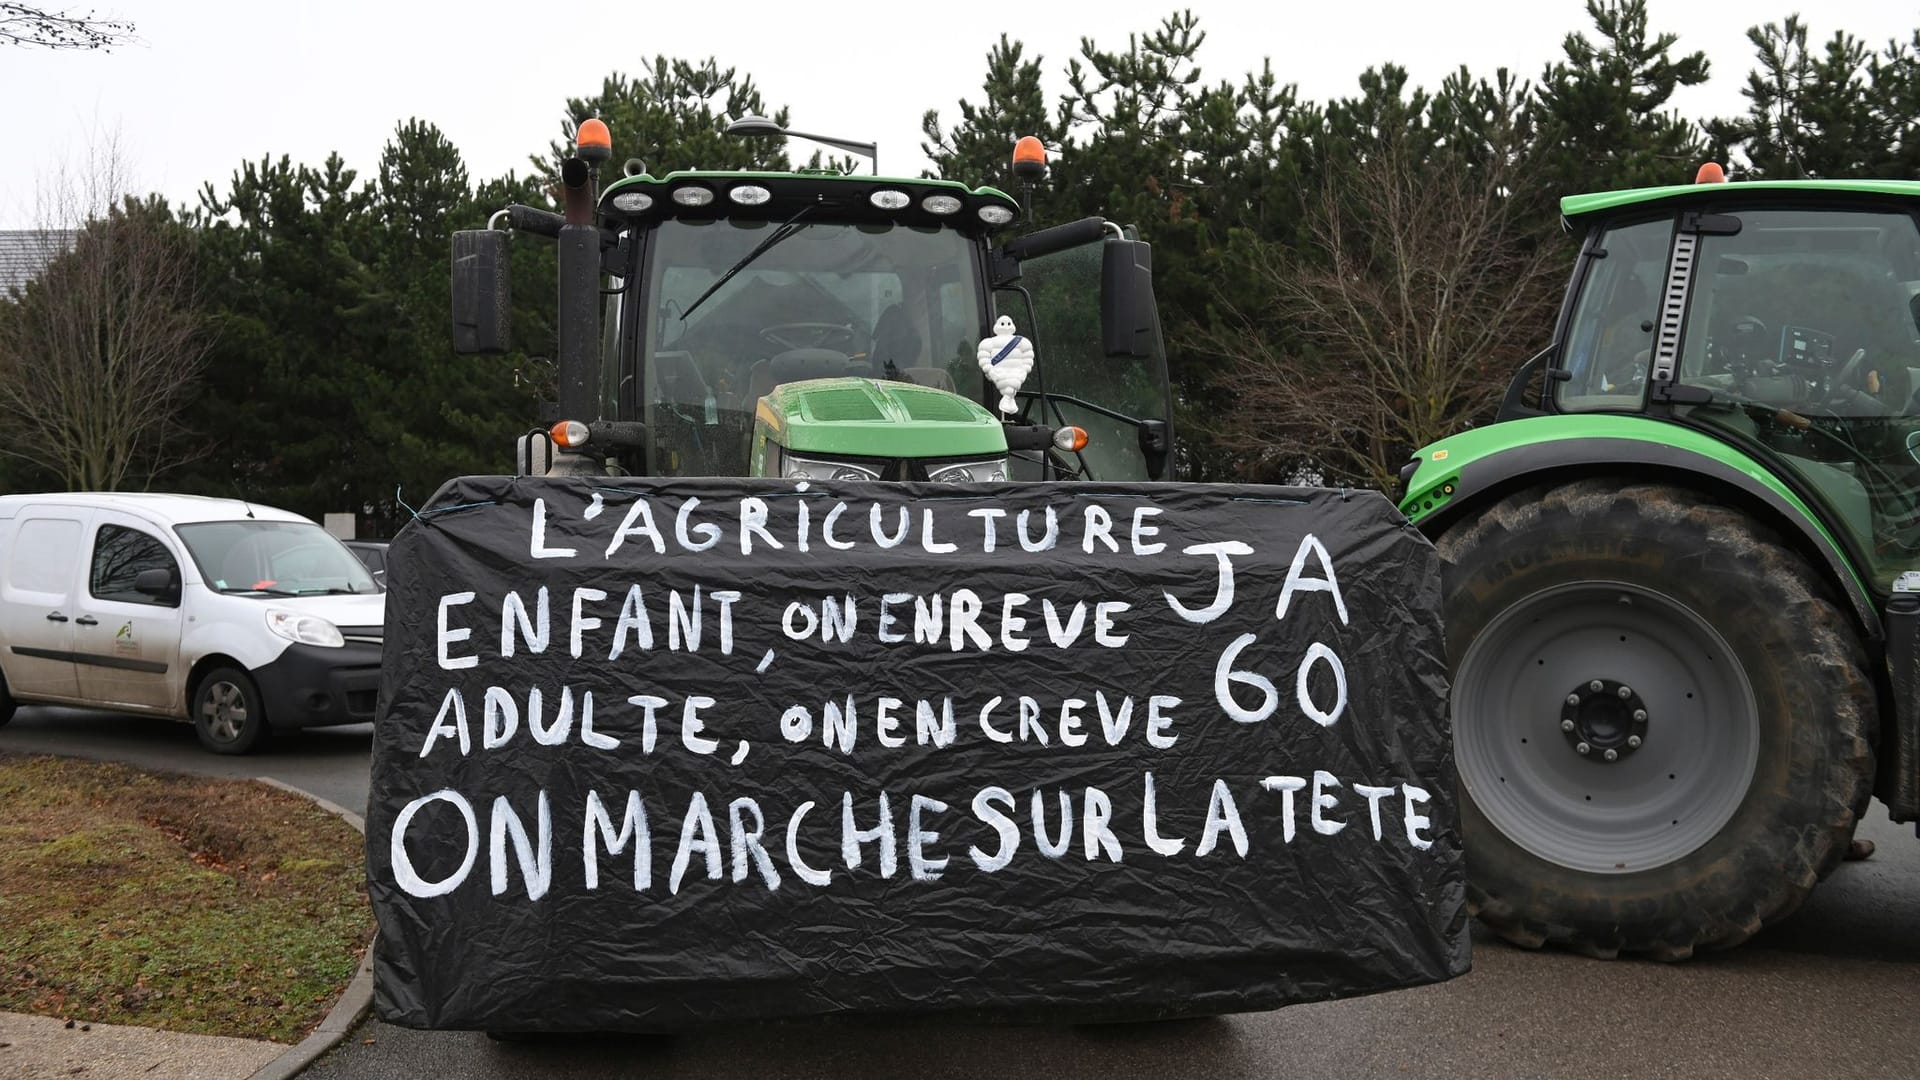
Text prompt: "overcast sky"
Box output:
[[2, 0, 1916, 228]]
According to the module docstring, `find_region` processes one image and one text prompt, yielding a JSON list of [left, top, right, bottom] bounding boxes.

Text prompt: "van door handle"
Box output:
[[75, 616, 99, 626], [45, 612, 69, 623]]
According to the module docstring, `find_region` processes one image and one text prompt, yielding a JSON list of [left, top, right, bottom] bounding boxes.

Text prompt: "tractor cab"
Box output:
[[1531, 179, 1920, 591], [453, 127, 1174, 486]]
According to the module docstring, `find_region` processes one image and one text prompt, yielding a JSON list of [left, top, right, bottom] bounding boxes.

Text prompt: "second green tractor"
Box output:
[[1402, 172, 1920, 958]]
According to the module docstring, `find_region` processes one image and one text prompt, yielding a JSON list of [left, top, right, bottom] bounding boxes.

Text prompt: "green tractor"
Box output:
[[1400, 168, 1920, 958], [383, 121, 1461, 1035], [452, 121, 1173, 486]]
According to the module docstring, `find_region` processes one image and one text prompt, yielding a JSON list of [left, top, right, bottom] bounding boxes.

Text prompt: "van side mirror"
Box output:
[[452, 230, 511, 355], [134, 567, 177, 598], [1100, 238, 1156, 359]]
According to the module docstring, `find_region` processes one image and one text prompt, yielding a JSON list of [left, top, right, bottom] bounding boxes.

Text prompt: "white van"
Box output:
[[0, 493, 384, 753]]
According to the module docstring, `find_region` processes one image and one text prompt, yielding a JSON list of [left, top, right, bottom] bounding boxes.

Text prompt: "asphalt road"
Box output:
[[0, 706, 373, 815], [4, 705, 1917, 1079]]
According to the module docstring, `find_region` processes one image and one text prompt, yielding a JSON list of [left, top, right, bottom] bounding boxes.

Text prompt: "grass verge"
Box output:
[[0, 751, 372, 1044]]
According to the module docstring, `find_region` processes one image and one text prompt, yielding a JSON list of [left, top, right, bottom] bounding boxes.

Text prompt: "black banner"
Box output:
[[367, 476, 1465, 1031]]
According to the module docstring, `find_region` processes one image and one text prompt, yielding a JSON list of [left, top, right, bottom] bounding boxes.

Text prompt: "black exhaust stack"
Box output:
[[555, 156, 599, 427]]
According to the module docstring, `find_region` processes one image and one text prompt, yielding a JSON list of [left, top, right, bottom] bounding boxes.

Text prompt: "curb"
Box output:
[[248, 777, 376, 1080]]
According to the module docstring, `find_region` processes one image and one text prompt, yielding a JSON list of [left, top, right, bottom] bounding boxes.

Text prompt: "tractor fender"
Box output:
[[1404, 434, 1882, 642]]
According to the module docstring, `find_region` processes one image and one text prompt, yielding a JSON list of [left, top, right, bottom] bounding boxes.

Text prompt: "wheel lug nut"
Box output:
[[1617, 685, 1633, 699], [1633, 709, 1647, 722], [1604, 748, 1619, 761], [1627, 735, 1642, 748], [1562, 719, 1576, 732], [1589, 680, 1604, 693], [1576, 742, 1592, 755], [1566, 693, 1581, 706]]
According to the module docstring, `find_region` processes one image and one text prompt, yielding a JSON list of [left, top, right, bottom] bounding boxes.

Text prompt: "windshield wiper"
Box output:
[[679, 204, 814, 322], [224, 585, 370, 598]]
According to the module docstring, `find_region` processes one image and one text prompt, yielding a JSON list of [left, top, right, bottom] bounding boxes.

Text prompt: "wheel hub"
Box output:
[[203, 683, 246, 741], [1560, 678, 1648, 762], [1453, 579, 1760, 874]]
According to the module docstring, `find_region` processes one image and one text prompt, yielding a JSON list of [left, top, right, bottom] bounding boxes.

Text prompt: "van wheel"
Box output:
[[193, 667, 269, 754], [0, 670, 15, 727]]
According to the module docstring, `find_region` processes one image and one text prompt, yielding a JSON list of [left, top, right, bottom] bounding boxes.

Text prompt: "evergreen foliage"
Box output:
[[5, 4, 1920, 508]]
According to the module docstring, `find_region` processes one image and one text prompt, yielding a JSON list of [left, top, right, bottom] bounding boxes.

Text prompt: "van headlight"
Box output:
[[925, 458, 1009, 483], [266, 609, 345, 648], [781, 452, 882, 481]]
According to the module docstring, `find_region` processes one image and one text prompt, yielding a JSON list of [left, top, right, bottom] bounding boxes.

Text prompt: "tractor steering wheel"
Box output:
[[1814, 346, 1897, 416], [761, 323, 862, 354], [1833, 346, 1871, 396]]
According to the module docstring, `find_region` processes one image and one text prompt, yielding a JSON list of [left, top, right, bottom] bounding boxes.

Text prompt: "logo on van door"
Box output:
[[114, 621, 136, 655]]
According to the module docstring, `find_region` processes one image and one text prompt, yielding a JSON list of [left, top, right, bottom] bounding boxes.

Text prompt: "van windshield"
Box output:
[[174, 521, 379, 596]]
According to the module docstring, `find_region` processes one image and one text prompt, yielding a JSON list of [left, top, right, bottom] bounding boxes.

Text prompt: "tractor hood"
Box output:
[[754, 377, 1008, 459]]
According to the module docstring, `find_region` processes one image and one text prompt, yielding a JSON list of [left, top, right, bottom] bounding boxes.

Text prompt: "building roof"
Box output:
[[0, 229, 78, 296]]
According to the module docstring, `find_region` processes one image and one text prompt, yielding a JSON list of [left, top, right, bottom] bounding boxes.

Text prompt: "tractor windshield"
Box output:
[[1669, 207, 1920, 585], [640, 218, 985, 477]]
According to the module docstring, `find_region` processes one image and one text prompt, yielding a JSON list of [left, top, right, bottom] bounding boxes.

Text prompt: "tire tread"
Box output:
[[1440, 478, 1874, 959]]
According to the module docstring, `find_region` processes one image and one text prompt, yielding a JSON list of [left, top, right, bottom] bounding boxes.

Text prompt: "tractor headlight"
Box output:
[[925, 458, 1009, 483], [782, 453, 882, 482], [266, 609, 345, 648]]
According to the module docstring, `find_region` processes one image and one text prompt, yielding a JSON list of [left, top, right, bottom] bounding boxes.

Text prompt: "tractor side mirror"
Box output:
[[1100, 238, 1156, 360], [452, 229, 511, 355]]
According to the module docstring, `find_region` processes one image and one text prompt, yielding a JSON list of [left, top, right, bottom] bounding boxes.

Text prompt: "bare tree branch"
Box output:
[[1188, 141, 1561, 489], [0, 4, 135, 50], [0, 133, 207, 491]]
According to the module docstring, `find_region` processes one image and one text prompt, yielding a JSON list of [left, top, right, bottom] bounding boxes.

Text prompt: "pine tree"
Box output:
[[1708, 17, 1906, 179], [921, 35, 1066, 194], [1531, 0, 1710, 193], [540, 58, 798, 181]]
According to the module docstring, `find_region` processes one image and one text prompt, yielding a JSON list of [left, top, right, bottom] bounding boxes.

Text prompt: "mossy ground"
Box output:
[[0, 751, 372, 1043]]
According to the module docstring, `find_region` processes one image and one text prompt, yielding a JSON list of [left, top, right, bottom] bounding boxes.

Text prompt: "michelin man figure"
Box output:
[[976, 315, 1035, 415]]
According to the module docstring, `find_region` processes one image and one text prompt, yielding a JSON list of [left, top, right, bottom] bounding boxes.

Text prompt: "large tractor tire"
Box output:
[[1437, 479, 1875, 959]]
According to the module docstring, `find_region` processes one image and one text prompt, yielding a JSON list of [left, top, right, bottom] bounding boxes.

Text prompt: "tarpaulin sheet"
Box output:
[[367, 476, 1465, 1031]]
